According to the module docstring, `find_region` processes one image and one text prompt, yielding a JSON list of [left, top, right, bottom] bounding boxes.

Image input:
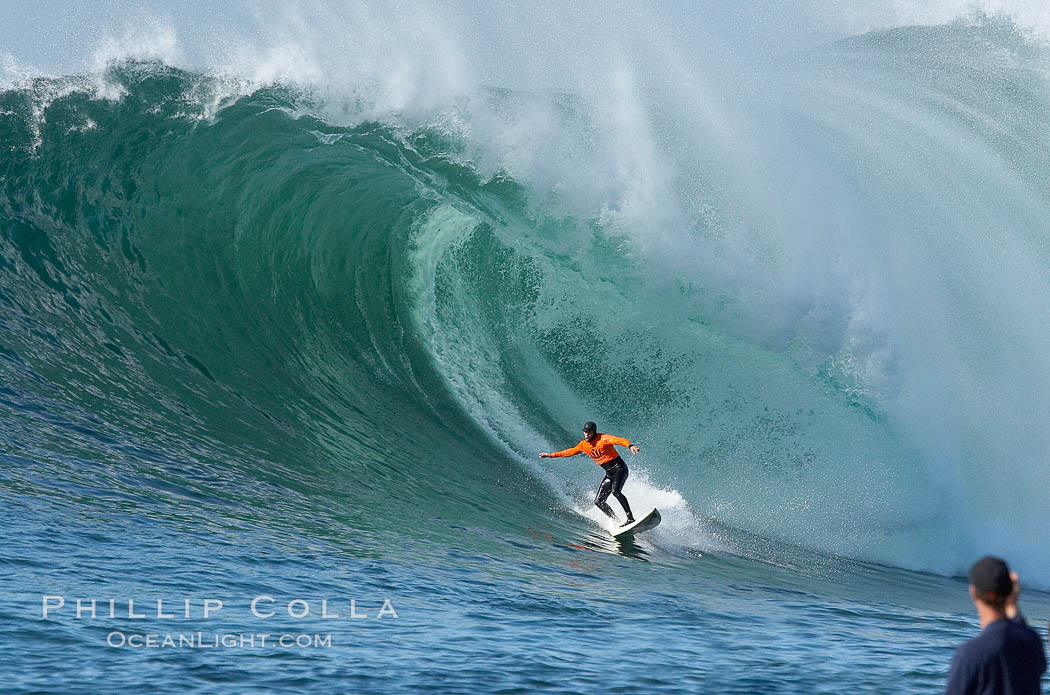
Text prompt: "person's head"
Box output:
[[582, 421, 597, 442], [968, 556, 1013, 609]]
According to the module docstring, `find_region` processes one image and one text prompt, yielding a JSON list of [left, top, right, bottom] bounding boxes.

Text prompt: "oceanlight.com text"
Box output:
[[106, 632, 333, 649]]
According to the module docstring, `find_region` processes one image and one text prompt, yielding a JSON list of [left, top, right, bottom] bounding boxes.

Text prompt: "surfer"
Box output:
[[539, 421, 640, 526]]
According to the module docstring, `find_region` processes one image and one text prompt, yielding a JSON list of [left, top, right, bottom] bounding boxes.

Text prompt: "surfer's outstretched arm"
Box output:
[[602, 433, 640, 455], [539, 444, 582, 459]]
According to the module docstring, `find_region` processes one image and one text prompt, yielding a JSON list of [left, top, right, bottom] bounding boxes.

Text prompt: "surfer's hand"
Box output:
[[629, 445, 640, 455], [539, 452, 550, 458]]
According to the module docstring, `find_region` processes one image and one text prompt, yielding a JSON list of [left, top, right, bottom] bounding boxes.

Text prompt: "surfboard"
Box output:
[[612, 508, 661, 538]]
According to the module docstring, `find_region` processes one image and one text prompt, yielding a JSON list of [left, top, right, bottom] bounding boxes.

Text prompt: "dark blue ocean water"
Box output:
[[8, 449, 1047, 694]]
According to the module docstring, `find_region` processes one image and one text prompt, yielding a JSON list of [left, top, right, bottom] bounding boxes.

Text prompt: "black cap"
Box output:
[[969, 556, 1013, 599], [582, 421, 597, 433]]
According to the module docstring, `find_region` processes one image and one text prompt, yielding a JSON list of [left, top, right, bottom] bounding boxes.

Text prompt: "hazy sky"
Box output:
[[2, 0, 1046, 85]]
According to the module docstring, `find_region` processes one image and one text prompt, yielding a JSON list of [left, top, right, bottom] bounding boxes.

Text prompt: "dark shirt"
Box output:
[[945, 616, 1047, 695]]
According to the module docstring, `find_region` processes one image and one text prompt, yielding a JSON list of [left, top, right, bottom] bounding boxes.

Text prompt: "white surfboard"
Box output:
[[612, 508, 661, 538]]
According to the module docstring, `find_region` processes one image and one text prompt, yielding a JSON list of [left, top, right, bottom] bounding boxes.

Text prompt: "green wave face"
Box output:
[[0, 64, 557, 553]]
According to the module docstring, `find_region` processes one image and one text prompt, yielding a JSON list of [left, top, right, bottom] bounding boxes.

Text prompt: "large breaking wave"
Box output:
[[2, 4, 1049, 584]]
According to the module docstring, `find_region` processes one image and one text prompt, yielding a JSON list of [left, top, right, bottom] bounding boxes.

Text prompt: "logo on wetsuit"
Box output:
[[584, 437, 616, 463]]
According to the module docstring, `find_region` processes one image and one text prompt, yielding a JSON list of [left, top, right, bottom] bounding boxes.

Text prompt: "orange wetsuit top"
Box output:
[[549, 433, 632, 466]]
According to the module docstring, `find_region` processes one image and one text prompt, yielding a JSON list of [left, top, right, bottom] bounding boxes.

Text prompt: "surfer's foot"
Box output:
[[620, 517, 635, 527]]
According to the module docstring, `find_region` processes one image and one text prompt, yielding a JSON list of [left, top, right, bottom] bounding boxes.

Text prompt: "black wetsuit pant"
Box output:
[[595, 457, 633, 522]]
